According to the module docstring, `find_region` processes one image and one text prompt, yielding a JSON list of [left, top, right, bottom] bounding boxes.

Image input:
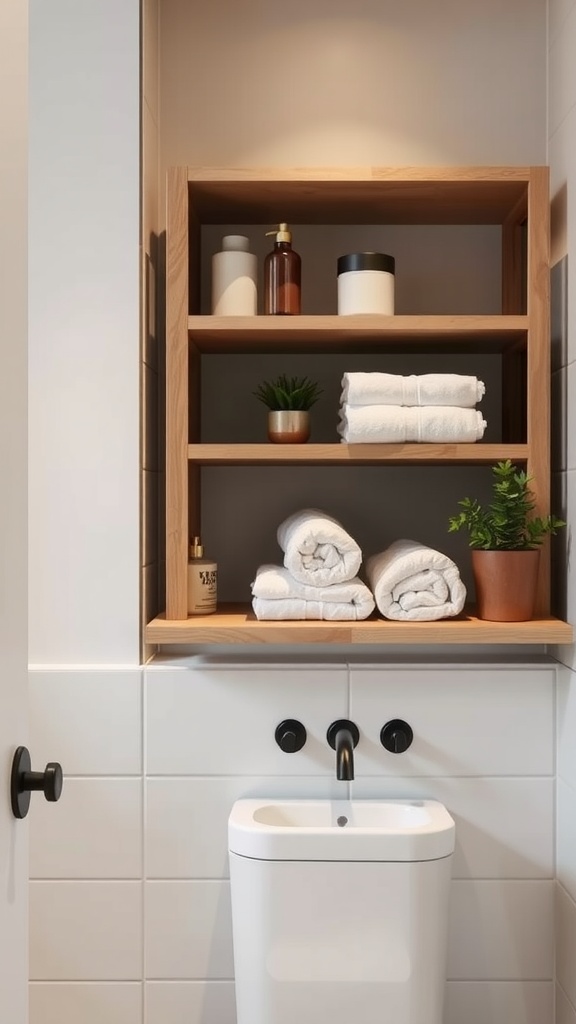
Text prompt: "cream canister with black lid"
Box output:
[[337, 252, 395, 315]]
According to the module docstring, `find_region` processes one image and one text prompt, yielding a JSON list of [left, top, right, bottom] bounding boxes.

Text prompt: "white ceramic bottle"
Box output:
[[211, 234, 258, 315], [187, 537, 217, 615]]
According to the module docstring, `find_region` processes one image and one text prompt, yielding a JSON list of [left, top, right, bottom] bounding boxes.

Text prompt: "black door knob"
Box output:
[[275, 719, 307, 753], [380, 719, 413, 754], [10, 745, 63, 819]]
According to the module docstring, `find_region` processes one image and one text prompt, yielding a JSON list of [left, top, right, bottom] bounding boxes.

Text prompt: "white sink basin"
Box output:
[[228, 798, 455, 862]]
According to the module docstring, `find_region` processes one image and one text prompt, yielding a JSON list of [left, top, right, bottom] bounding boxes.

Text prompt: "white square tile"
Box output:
[[558, 780, 576, 901], [146, 776, 345, 879], [29, 982, 142, 1024], [445, 980, 552, 1024], [30, 881, 142, 980], [557, 884, 576, 1007], [29, 669, 142, 775], [558, 664, 576, 784], [30, 779, 142, 879], [146, 981, 236, 1024], [349, 667, 554, 776], [557, 983, 576, 1024], [352, 777, 553, 879], [146, 666, 348, 775], [447, 880, 554, 980], [145, 882, 233, 979]]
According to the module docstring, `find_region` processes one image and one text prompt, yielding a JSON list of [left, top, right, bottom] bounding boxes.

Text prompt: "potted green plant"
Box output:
[[253, 374, 322, 444], [448, 459, 565, 621]]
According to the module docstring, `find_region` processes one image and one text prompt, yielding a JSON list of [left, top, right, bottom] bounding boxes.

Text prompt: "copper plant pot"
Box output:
[[268, 410, 310, 444], [471, 549, 540, 622]]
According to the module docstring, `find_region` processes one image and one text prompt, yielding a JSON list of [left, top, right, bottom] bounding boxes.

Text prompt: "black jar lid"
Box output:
[[337, 252, 395, 275]]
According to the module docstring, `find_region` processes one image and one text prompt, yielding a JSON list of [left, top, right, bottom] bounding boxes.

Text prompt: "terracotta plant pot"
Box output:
[[471, 549, 540, 622], [267, 410, 310, 444]]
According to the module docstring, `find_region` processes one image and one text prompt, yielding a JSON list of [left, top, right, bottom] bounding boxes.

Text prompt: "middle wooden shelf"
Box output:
[[187, 444, 529, 465]]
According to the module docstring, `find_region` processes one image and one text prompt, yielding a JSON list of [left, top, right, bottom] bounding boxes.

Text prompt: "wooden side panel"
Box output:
[[166, 167, 190, 619], [526, 167, 551, 614]]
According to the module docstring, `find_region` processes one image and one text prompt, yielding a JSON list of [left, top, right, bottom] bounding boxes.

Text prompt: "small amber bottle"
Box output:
[[264, 223, 301, 315], [187, 536, 217, 615]]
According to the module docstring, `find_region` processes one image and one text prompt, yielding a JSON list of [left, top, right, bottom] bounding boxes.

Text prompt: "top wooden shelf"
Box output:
[[186, 166, 533, 225]]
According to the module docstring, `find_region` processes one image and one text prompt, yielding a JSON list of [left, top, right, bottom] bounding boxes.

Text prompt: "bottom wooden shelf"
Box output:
[[146, 605, 573, 646]]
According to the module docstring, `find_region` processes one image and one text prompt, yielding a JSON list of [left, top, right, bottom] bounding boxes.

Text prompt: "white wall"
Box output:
[[548, 1, 576, 1020], [28, 0, 141, 666], [27, 3, 563, 1024]]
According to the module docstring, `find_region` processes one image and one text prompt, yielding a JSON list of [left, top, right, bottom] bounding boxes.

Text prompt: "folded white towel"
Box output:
[[251, 564, 375, 620], [277, 508, 362, 587], [365, 539, 467, 621], [341, 372, 485, 408], [338, 404, 486, 443]]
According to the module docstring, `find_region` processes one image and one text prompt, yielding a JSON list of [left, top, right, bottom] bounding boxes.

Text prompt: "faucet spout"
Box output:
[[335, 728, 355, 781], [327, 720, 360, 782]]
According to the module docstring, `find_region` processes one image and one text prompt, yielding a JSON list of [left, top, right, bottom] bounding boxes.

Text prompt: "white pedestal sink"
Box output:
[[229, 798, 455, 1024]]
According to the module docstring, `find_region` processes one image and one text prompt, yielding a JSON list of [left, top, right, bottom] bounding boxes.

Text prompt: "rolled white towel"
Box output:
[[338, 404, 486, 443], [341, 372, 485, 408], [366, 539, 467, 621], [277, 508, 362, 587], [251, 564, 375, 621]]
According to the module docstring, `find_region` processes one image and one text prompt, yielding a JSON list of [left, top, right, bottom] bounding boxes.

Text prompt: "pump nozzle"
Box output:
[[265, 223, 292, 243]]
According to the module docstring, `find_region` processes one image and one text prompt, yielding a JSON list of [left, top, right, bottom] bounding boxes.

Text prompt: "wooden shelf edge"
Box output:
[[146, 606, 573, 646], [188, 314, 528, 335], [187, 443, 529, 465]]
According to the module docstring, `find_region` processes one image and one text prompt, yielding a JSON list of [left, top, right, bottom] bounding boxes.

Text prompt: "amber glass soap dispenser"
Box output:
[[264, 223, 301, 314], [187, 536, 217, 615]]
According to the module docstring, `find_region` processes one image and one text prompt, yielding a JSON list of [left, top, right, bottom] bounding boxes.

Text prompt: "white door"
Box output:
[[0, 0, 30, 1019]]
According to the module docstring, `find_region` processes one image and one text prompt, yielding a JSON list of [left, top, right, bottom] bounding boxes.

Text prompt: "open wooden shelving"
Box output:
[[146, 165, 573, 647]]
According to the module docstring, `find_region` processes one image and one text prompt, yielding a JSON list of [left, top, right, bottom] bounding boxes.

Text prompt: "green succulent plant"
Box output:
[[253, 374, 322, 411], [448, 459, 565, 550]]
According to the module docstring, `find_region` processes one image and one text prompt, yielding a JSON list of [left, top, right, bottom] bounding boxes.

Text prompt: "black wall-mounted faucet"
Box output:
[[327, 720, 360, 780]]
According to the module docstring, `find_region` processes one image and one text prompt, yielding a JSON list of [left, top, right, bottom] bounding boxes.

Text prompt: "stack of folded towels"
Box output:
[[251, 508, 375, 621], [337, 372, 487, 443]]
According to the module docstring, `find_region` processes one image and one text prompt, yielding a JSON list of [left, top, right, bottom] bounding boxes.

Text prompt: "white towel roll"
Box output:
[[341, 372, 485, 408], [276, 508, 362, 587], [338, 404, 487, 443], [366, 539, 467, 621]]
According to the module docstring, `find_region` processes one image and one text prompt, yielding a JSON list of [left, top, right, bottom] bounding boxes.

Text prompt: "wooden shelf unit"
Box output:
[[151, 165, 571, 647]]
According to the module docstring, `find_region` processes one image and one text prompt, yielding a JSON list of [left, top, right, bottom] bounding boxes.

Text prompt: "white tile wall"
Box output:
[[28, 661, 557, 1022], [146, 665, 348, 775], [145, 981, 236, 1024], [29, 983, 143, 1024], [29, 882, 142, 981], [145, 882, 234, 979], [349, 667, 554, 776], [447, 881, 554, 980], [557, 983, 576, 1024], [557, 780, 576, 900], [445, 980, 553, 1024], [29, 669, 142, 775], [556, 885, 576, 1009], [30, 779, 142, 880]]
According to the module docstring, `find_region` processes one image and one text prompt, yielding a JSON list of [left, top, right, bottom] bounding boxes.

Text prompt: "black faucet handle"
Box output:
[[326, 720, 360, 749], [380, 719, 413, 754], [275, 719, 307, 753]]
